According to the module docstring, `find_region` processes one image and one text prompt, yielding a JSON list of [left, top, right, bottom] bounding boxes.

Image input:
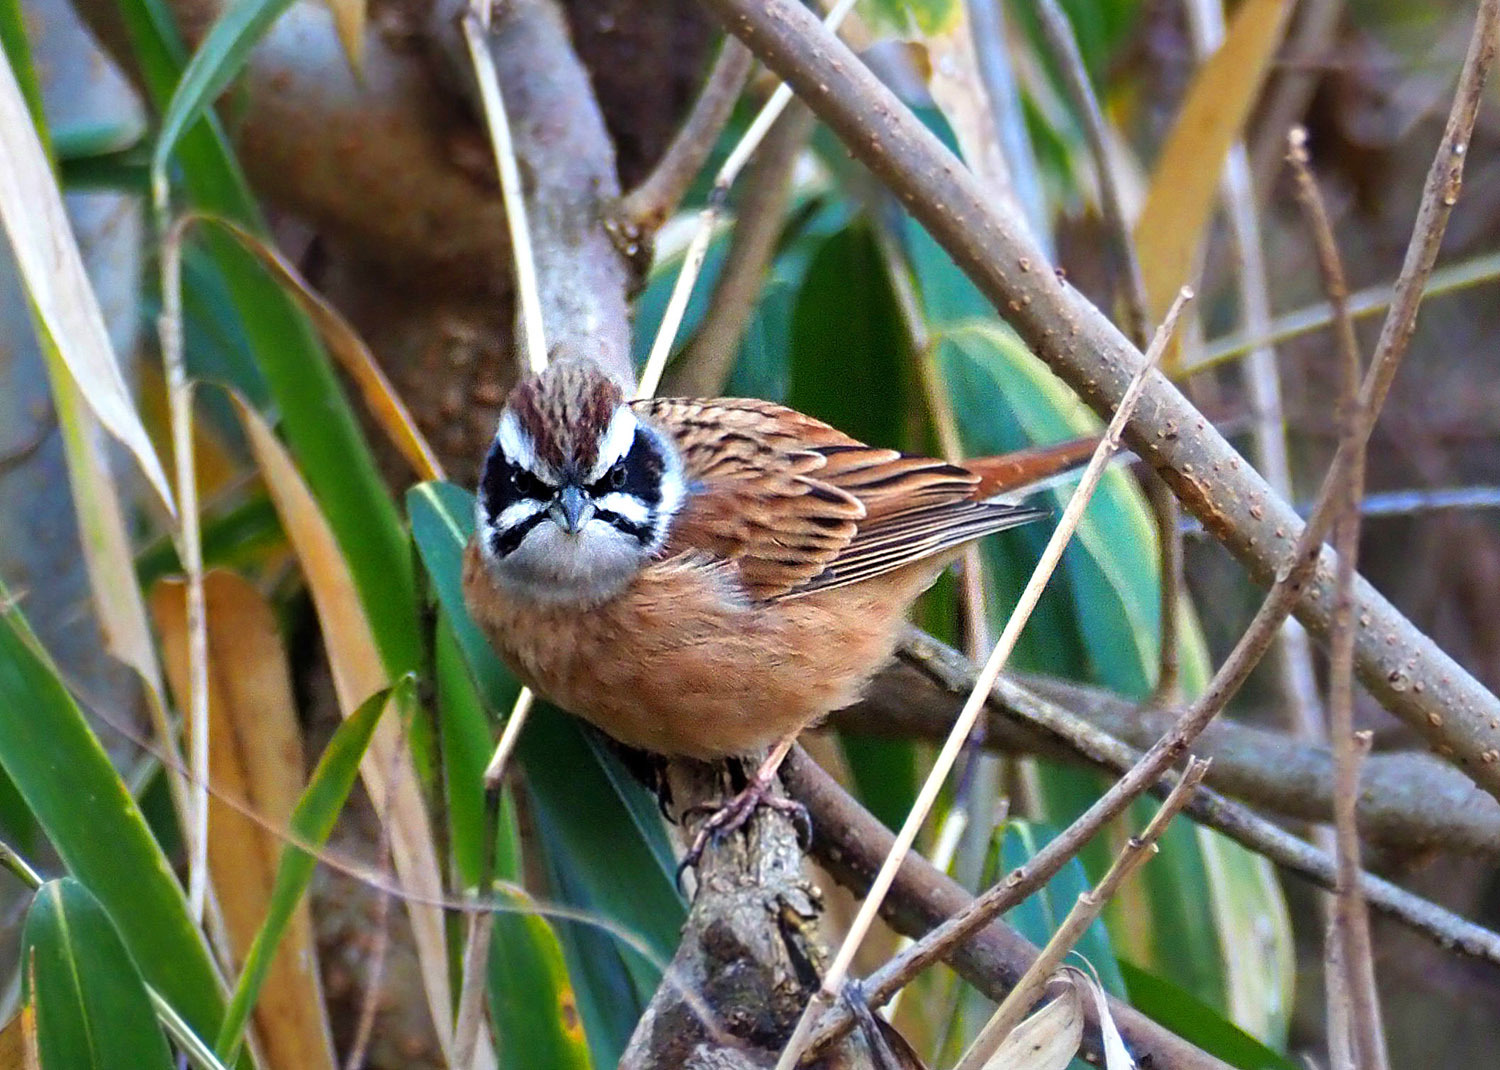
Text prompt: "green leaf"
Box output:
[[215, 682, 398, 1062], [489, 790, 593, 1070], [151, 0, 298, 190], [0, 593, 231, 1054], [23, 879, 175, 1070], [117, 0, 422, 683], [1120, 961, 1298, 1070]]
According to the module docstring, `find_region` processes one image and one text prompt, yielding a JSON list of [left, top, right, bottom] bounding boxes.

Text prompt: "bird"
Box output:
[[462, 356, 1056, 847]]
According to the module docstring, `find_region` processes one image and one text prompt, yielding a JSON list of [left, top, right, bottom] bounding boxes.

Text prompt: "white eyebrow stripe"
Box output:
[[496, 499, 546, 530], [497, 411, 533, 469], [588, 407, 637, 481], [594, 491, 650, 525]]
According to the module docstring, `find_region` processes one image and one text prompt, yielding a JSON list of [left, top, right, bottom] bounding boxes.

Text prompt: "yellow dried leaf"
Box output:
[[150, 571, 337, 1070], [1134, 0, 1294, 371], [234, 398, 456, 1059]]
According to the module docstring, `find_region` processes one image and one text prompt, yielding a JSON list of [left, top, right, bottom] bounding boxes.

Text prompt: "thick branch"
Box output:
[[850, 632, 1500, 969], [834, 634, 1500, 856], [780, 749, 1233, 1070], [432, 0, 635, 382], [698, 0, 1500, 798]]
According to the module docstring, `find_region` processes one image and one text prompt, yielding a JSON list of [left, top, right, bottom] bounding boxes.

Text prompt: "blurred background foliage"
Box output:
[[0, 0, 1497, 1066]]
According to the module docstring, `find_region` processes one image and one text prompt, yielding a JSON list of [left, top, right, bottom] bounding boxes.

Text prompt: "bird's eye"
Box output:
[[510, 466, 550, 500], [607, 462, 627, 490]]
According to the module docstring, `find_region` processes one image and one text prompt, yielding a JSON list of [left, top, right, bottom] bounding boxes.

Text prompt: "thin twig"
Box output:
[[462, 6, 547, 374], [482, 687, 534, 789], [615, 38, 754, 237], [782, 751, 1232, 1070], [1287, 125, 1388, 1070], [636, 0, 859, 400], [451, 911, 496, 1069], [1364, 0, 1498, 423], [866, 637, 1500, 962], [1195, 248, 1500, 372], [701, 0, 1500, 794], [0, 838, 42, 889], [156, 212, 209, 925], [775, 289, 1192, 1070], [955, 759, 1208, 1070], [664, 100, 815, 396]]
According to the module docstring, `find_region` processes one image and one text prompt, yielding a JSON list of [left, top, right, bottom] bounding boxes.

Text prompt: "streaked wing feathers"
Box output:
[[635, 397, 1043, 601]]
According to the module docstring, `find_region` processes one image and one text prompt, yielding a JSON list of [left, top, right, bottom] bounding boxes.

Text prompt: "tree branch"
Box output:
[[615, 37, 754, 239], [697, 0, 1500, 798], [838, 635, 1500, 856], [845, 633, 1500, 968], [432, 0, 635, 383], [780, 749, 1234, 1070]]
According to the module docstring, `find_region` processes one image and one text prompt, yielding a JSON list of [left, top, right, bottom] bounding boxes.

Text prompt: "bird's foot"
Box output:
[[678, 772, 811, 879]]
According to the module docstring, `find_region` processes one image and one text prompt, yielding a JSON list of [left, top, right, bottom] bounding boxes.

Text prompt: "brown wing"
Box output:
[[636, 398, 1044, 602]]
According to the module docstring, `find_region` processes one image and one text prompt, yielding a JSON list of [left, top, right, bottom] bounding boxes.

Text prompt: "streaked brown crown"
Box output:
[[505, 359, 625, 475]]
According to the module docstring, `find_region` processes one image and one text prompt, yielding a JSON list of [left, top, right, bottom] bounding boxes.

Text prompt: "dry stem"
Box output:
[[1287, 125, 1388, 1070], [955, 759, 1209, 1070], [775, 289, 1192, 1069], [616, 38, 754, 237]]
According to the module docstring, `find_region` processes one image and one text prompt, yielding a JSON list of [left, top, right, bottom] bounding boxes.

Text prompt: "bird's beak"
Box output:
[[550, 484, 593, 534]]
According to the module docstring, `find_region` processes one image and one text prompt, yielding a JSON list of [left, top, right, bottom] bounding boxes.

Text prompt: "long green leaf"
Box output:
[[215, 681, 400, 1061], [0, 592, 231, 1051], [23, 879, 175, 1070], [115, 0, 421, 680], [152, 0, 298, 189], [488, 790, 592, 1070]]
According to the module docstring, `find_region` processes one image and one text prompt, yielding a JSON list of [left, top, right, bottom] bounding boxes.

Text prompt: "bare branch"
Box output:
[[697, 0, 1500, 797], [847, 638, 1500, 856], [780, 750, 1234, 1070], [435, 0, 635, 383], [848, 637, 1500, 968], [960, 761, 1209, 1070], [616, 38, 754, 238], [1287, 125, 1388, 1070]]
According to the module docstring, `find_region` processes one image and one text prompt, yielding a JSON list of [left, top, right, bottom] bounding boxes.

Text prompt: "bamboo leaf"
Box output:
[[152, 0, 303, 190], [0, 48, 174, 510], [201, 217, 442, 482], [488, 790, 592, 1070], [0, 592, 231, 1054], [149, 572, 337, 1070], [216, 682, 398, 1062], [235, 398, 456, 1058], [22, 879, 175, 1070]]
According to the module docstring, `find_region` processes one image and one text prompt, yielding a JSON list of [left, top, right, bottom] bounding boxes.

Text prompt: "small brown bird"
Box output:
[[462, 357, 1049, 831]]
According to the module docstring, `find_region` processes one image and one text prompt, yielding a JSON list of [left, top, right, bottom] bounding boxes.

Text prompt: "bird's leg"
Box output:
[[680, 733, 809, 873]]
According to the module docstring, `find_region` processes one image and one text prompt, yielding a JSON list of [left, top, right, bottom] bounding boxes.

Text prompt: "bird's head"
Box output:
[[474, 359, 686, 605]]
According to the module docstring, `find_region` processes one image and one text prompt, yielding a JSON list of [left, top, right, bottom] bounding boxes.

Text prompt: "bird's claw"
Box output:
[[676, 779, 811, 885]]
